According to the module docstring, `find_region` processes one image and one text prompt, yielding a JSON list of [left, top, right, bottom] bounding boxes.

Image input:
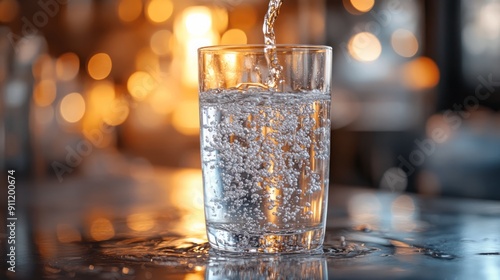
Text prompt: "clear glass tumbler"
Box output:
[[198, 45, 332, 253]]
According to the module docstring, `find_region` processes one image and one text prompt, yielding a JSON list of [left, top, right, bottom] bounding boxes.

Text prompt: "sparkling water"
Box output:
[[200, 90, 331, 252]]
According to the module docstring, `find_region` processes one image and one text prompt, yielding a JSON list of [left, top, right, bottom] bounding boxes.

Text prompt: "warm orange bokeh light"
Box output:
[[135, 48, 160, 71], [32, 54, 55, 80], [146, 0, 174, 23], [60, 92, 86, 123], [56, 52, 80, 81], [402, 57, 440, 90], [221, 29, 247, 45], [90, 218, 115, 241], [184, 6, 212, 36], [103, 99, 130, 126], [391, 29, 419, 58], [211, 7, 228, 32], [126, 213, 156, 232], [88, 53, 112, 80], [150, 30, 173, 56], [171, 100, 199, 135], [149, 85, 175, 115], [348, 32, 382, 62], [118, 0, 142, 22], [33, 80, 57, 107], [127, 71, 156, 101], [0, 0, 19, 23], [343, 0, 374, 15], [350, 0, 375, 13]]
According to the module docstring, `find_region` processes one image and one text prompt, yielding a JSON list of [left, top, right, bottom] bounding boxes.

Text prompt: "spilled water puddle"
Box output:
[[44, 227, 462, 279]]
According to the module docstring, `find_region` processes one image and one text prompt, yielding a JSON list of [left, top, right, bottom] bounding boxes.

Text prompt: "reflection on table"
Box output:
[[4, 166, 500, 280]]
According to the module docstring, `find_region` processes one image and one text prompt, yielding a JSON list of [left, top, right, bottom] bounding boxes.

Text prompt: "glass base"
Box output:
[[207, 225, 325, 253]]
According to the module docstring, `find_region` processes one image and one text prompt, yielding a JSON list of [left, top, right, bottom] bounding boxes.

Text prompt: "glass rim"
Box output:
[[198, 44, 332, 53]]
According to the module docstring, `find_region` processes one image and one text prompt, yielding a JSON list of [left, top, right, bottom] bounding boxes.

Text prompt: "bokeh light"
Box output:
[[33, 80, 57, 107], [350, 0, 375, 13], [87, 53, 112, 80], [391, 29, 419, 58], [104, 99, 130, 126], [348, 32, 382, 62], [146, 0, 174, 24], [184, 6, 212, 36], [149, 85, 175, 115], [135, 48, 160, 71], [60, 92, 86, 123], [0, 0, 19, 23], [172, 100, 199, 135], [221, 29, 247, 45], [127, 71, 156, 101], [56, 52, 80, 81], [150, 30, 173, 56], [126, 213, 156, 232], [118, 0, 143, 23], [89, 81, 115, 111], [32, 54, 55, 80], [343, 0, 375, 15], [211, 7, 229, 32], [90, 218, 115, 241], [402, 57, 440, 90]]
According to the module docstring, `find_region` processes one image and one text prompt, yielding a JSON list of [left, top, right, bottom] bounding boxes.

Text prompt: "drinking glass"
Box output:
[[198, 45, 332, 253]]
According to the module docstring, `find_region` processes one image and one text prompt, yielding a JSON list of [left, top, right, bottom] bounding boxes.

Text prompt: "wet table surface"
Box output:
[[3, 167, 500, 279]]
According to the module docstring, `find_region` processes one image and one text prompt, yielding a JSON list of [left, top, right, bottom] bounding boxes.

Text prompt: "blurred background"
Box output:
[[1, 0, 500, 199]]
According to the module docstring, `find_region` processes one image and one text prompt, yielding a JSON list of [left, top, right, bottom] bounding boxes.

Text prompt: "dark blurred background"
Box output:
[[1, 0, 500, 199]]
